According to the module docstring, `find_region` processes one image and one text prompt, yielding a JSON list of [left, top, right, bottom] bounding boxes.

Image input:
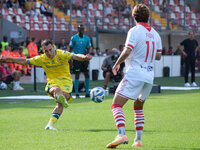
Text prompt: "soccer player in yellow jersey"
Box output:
[[0, 40, 92, 130]]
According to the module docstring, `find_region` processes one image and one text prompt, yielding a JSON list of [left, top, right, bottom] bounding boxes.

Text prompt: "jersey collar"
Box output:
[[137, 22, 151, 32]]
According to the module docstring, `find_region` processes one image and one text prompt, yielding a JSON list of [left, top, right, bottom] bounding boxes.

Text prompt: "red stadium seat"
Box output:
[[13, 8, 18, 15], [39, 24, 43, 30]]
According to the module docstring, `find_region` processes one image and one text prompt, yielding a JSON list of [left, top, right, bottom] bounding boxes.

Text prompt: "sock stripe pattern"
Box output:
[[51, 113, 60, 119], [134, 106, 144, 131], [111, 104, 125, 128]]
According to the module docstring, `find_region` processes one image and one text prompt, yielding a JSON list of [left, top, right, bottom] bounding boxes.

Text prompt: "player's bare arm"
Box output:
[[177, 44, 187, 56], [112, 47, 131, 75], [0, 55, 28, 65], [73, 54, 92, 61], [155, 53, 162, 60]]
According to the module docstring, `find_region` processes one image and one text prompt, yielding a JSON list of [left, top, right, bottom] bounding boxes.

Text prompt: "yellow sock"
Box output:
[[49, 113, 60, 124]]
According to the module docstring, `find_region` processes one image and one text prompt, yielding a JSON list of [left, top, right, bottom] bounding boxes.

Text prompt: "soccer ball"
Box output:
[[90, 87, 105, 103], [0, 82, 7, 90]]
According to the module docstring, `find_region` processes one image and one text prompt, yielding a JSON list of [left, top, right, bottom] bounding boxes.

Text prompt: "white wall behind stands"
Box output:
[[89, 55, 181, 80], [31, 55, 181, 83]]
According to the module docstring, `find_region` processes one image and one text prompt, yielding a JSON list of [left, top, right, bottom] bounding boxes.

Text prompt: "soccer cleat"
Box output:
[[191, 82, 197, 87], [45, 125, 57, 131], [57, 95, 69, 108], [13, 85, 24, 90], [184, 82, 191, 87], [85, 94, 90, 98], [106, 135, 129, 148], [132, 140, 142, 147], [75, 94, 80, 99]]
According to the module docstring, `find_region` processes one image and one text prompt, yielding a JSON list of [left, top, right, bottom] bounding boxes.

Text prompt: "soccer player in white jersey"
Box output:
[[106, 4, 162, 148]]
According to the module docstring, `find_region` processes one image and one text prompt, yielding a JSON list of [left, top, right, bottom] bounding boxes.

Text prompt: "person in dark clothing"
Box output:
[[178, 31, 199, 87]]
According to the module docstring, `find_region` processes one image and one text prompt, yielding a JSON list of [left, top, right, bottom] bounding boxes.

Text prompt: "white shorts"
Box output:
[[115, 77, 153, 101]]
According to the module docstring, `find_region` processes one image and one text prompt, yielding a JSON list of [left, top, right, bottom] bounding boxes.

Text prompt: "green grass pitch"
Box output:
[[0, 77, 200, 150]]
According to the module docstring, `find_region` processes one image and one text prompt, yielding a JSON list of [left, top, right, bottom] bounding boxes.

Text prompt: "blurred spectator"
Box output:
[[103, 49, 111, 56], [167, 46, 173, 55], [21, 41, 28, 57], [26, 37, 31, 46], [18, 0, 26, 9], [178, 31, 199, 87], [58, 39, 68, 51], [118, 44, 124, 54], [12, 16, 17, 23], [25, 0, 35, 16], [90, 48, 97, 56], [101, 48, 121, 89], [40, 0, 53, 17], [27, 37, 38, 58], [122, 5, 131, 18], [3, 0, 12, 8], [104, 3, 112, 17], [161, 0, 168, 12], [0, 63, 24, 90], [1, 45, 15, 74], [162, 46, 168, 55], [0, 36, 9, 52], [10, 38, 18, 50], [96, 47, 102, 56]]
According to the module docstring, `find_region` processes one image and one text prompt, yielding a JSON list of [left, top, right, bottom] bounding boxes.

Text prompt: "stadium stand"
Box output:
[[1, 0, 200, 42]]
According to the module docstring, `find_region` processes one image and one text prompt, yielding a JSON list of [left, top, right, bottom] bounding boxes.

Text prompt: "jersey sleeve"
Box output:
[[62, 51, 74, 60], [156, 34, 162, 54], [125, 28, 136, 51], [27, 56, 42, 66]]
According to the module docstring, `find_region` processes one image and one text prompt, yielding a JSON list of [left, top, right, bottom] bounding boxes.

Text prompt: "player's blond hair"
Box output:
[[132, 4, 150, 23]]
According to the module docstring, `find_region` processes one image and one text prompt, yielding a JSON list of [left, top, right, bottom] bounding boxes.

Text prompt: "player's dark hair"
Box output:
[[132, 4, 150, 23], [41, 40, 53, 47]]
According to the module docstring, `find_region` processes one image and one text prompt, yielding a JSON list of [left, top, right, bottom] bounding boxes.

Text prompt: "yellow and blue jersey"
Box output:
[[27, 49, 74, 93], [69, 34, 91, 54]]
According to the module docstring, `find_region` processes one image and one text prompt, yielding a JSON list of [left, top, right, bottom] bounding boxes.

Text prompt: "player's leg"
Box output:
[[106, 78, 135, 148], [132, 82, 152, 147], [12, 70, 24, 90], [106, 94, 128, 148], [83, 61, 90, 97], [190, 58, 197, 86], [184, 58, 190, 86], [74, 60, 81, 98], [132, 100, 144, 147], [103, 71, 111, 89], [45, 86, 68, 130]]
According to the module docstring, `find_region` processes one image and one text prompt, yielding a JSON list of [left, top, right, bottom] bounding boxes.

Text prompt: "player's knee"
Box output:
[[63, 92, 70, 100], [56, 103, 64, 109], [134, 99, 144, 107]]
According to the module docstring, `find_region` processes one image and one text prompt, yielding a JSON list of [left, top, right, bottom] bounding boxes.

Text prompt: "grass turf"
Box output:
[[0, 77, 200, 150]]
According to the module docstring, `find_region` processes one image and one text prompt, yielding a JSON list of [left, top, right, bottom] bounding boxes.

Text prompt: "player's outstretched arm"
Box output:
[[73, 54, 92, 61], [0, 55, 28, 65]]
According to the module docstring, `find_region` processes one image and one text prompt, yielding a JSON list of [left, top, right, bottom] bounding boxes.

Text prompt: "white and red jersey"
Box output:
[[124, 23, 162, 84]]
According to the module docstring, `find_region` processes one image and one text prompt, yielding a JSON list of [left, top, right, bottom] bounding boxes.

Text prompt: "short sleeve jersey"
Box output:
[[28, 49, 74, 83], [180, 38, 198, 57], [124, 23, 162, 84], [69, 34, 91, 54]]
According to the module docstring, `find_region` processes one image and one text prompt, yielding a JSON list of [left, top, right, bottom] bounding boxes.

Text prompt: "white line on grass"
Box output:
[[161, 86, 200, 90]]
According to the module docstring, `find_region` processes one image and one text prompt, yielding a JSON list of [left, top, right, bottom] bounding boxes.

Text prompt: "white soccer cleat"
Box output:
[[184, 82, 191, 87], [191, 82, 197, 87], [45, 125, 57, 131], [13, 85, 24, 90]]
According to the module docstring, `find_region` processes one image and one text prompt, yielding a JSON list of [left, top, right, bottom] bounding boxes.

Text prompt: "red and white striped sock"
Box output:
[[134, 106, 144, 142], [111, 104, 126, 136]]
